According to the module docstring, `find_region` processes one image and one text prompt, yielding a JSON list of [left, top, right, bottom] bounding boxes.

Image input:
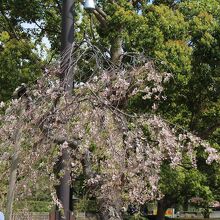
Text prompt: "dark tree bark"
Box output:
[[202, 208, 210, 219], [56, 0, 75, 219], [183, 197, 188, 211], [156, 198, 171, 220]]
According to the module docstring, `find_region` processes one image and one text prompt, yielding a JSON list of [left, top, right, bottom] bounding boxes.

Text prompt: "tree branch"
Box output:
[[95, 5, 107, 19], [0, 9, 20, 40], [53, 137, 79, 149], [93, 10, 107, 28], [34, 21, 61, 34]]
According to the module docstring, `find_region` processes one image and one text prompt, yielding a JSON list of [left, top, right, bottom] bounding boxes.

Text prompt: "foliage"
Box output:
[[0, 161, 8, 210], [14, 200, 52, 212], [1, 0, 220, 217], [159, 164, 213, 209], [0, 32, 42, 101], [0, 44, 218, 217], [75, 198, 97, 212]]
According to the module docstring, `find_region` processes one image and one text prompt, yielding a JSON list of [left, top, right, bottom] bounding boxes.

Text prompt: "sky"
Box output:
[[21, 22, 51, 47], [20, 0, 154, 57], [21, 22, 51, 58]]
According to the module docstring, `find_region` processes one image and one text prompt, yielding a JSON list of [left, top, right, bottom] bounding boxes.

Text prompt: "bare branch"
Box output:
[[95, 5, 107, 19], [93, 10, 107, 28], [33, 21, 61, 34]]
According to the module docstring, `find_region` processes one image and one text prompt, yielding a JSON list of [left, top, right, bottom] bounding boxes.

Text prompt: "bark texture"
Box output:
[[110, 37, 123, 65], [156, 198, 170, 220]]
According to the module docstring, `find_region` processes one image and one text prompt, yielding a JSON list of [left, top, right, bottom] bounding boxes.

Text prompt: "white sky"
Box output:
[[21, 22, 51, 58]]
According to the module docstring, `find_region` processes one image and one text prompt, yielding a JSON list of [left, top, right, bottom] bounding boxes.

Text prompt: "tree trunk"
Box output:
[[156, 199, 169, 220], [183, 197, 188, 211], [5, 124, 22, 220], [5, 149, 19, 220], [110, 37, 123, 65], [92, 5, 123, 66], [98, 201, 123, 220], [203, 208, 210, 219], [56, 0, 75, 219]]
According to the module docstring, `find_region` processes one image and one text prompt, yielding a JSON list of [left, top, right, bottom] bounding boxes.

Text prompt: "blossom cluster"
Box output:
[[0, 48, 219, 215]]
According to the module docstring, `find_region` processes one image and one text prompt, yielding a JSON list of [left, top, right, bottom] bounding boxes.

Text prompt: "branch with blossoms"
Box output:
[[0, 41, 219, 219]]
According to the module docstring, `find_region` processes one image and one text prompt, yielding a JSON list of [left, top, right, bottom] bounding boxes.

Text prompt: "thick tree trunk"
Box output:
[[56, 0, 75, 219], [110, 37, 123, 65], [92, 5, 123, 66], [156, 198, 169, 220]]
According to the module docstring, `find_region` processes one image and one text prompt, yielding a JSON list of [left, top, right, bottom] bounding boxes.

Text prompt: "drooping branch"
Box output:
[[0, 44, 219, 215]]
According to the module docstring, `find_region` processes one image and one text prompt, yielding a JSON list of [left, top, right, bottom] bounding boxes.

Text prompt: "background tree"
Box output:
[[1, 0, 220, 218], [156, 163, 213, 220]]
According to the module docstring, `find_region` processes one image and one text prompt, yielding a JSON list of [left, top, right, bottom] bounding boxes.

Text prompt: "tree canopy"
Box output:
[[0, 0, 220, 219]]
